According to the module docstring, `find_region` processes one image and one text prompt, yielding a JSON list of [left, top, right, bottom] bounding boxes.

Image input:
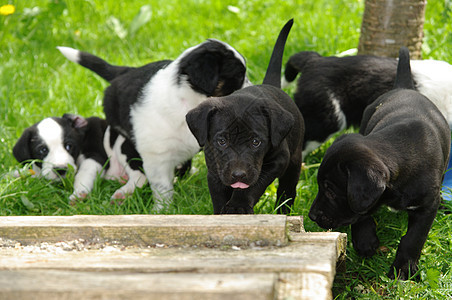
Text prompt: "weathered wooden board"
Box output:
[[0, 215, 347, 300], [0, 233, 343, 276], [0, 214, 288, 246], [0, 270, 277, 300]]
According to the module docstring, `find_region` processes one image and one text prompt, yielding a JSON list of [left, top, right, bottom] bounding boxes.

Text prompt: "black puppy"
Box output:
[[283, 51, 452, 156], [186, 19, 304, 214], [309, 47, 450, 280]]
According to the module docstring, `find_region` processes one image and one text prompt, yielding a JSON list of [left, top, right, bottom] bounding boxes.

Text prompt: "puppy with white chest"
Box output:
[[13, 114, 146, 202], [283, 50, 452, 156], [58, 39, 249, 210], [309, 47, 450, 280], [186, 19, 304, 214]]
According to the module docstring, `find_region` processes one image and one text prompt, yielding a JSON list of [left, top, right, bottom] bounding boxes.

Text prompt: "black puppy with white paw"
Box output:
[[187, 19, 304, 214], [309, 47, 450, 280], [283, 51, 452, 156], [13, 114, 146, 202], [58, 39, 249, 211]]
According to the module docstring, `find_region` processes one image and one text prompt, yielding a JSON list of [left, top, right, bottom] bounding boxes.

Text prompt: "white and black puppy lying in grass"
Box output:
[[309, 47, 450, 280], [13, 114, 146, 202], [283, 50, 452, 156], [186, 19, 304, 214], [58, 39, 250, 211]]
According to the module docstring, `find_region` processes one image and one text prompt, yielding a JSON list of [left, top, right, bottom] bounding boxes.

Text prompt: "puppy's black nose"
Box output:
[[54, 168, 67, 177], [231, 170, 247, 182]]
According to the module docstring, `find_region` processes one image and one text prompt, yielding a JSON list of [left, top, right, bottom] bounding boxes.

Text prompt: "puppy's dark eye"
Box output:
[[217, 138, 227, 147], [325, 189, 335, 200], [38, 146, 48, 156], [324, 181, 336, 200], [65, 143, 73, 151], [251, 138, 261, 148]]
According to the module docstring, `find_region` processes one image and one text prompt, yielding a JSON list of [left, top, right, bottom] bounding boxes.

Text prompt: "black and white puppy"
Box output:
[[13, 114, 146, 202], [58, 39, 250, 210], [309, 47, 451, 280], [186, 19, 303, 214], [283, 50, 452, 156]]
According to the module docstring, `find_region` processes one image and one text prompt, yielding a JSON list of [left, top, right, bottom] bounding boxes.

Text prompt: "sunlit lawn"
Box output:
[[1, 1, 451, 298]]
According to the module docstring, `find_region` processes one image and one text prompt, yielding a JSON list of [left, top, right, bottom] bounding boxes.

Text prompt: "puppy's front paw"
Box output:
[[221, 205, 254, 214], [388, 259, 419, 281], [69, 192, 88, 205], [351, 217, 379, 257], [111, 190, 127, 200], [352, 234, 379, 257]]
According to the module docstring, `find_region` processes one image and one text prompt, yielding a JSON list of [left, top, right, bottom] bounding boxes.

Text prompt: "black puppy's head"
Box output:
[[177, 39, 250, 97], [309, 134, 389, 229], [13, 114, 88, 180], [186, 91, 294, 189]]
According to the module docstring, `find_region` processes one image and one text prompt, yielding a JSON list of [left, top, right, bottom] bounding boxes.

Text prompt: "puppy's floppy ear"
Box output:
[[180, 51, 220, 96], [63, 113, 88, 129], [186, 101, 217, 147], [13, 128, 33, 163], [346, 162, 388, 214], [264, 106, 294, 148]]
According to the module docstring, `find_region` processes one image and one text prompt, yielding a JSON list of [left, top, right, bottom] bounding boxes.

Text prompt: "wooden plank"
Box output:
[[0, 215, 347, 300], [286, 215, 304, 232], [0, 270, 276, 300], [290, 232, 348, 272], [0, 215, 288, 247], [0, 233, 344, 278], [275, 272, 332, 300], [0, 270, 334, 300]]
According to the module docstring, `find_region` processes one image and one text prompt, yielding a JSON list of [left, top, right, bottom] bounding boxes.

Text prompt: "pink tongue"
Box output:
[[231, 182, 249, 189]]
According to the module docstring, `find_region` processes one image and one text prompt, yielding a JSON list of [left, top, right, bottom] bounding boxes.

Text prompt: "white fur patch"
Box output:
[[56, 46, 80, 64], [130, 62, 202, 206], [281, 76, 292, 89], [37, 118, 76, 180], [328, 90, 347, 132], [411, 60, 452, 129]]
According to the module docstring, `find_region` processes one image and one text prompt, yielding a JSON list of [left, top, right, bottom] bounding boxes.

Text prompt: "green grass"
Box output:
[[1, 0, 452, 298]]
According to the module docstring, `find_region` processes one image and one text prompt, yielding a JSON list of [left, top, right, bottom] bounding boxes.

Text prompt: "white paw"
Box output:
[[69, 191, 88, 205], [111, 190, 127, 200]]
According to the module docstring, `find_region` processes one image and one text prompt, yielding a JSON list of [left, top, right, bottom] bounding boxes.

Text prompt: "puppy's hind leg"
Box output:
[[111, 168, 147, 200], [142, 158, 175, 212], [275, 161, 301, 214], [175, 160, 192, 178]]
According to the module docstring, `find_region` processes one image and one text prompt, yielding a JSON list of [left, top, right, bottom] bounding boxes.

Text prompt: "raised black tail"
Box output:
[[394, 46, 415, 90], [57, 46, 131, 82], [262, 19, 294, 88]]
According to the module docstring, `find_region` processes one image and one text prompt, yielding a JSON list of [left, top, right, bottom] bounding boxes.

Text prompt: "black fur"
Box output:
[[309, 47, 451, 280], [178, 39, 246, 97], [284, 51, 401, 150], [186, 19, 303, 214]]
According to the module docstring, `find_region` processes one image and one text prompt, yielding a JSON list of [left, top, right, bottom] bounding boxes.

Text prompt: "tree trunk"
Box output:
[[358, 0, 427, 59]]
